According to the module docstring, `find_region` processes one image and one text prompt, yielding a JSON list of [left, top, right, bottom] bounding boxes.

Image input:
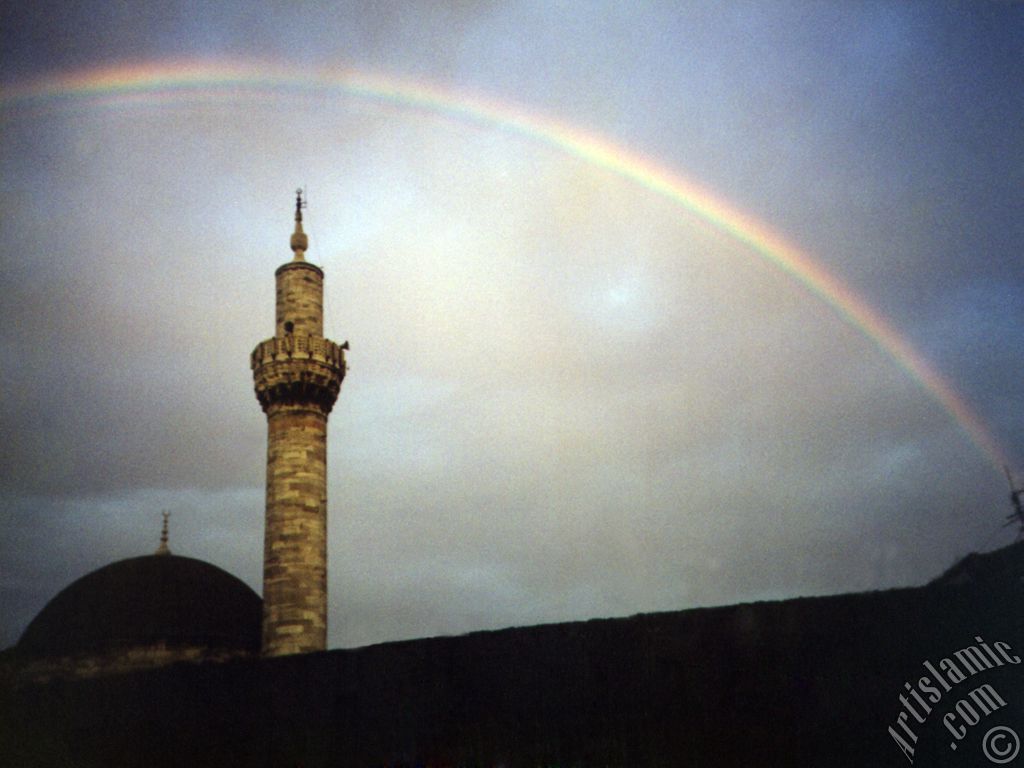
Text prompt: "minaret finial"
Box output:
[[155, 511, 171, 556], [290, 188, 308, 261]]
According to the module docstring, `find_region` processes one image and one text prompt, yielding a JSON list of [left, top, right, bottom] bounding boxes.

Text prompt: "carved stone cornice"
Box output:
[[251, 335, 346, 415]]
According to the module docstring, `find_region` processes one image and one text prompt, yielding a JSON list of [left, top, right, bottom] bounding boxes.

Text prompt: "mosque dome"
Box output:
[[17, 554, 261, 661]]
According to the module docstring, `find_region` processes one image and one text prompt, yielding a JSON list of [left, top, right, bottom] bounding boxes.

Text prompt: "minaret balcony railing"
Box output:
[[250, 335, 346, 370]]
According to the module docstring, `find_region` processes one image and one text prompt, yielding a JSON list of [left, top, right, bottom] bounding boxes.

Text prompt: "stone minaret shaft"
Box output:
[[251, 192, 347, 656]]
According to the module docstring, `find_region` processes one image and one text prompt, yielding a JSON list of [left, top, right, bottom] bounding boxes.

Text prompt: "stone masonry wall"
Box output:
[[262, 404, 329, 656], [6, 643, 254, 686], [275, 261, 323, 337]]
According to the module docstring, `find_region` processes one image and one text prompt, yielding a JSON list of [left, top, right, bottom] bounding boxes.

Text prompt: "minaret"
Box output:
[[251, 191, 347, 656]]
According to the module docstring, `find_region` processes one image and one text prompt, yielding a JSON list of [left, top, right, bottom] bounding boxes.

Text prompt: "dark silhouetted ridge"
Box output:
[[3, 542, 1023, 767]]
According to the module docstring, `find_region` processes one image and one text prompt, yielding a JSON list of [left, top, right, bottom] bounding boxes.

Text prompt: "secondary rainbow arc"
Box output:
[[1, 59, 1010, 471]]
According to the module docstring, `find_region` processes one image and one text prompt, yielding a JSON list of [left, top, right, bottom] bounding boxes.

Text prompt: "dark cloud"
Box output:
[[1, 2, 1021, 651]]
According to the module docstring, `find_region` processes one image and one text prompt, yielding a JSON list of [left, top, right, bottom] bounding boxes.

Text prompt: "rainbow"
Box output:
[[1, 60, 1011, 471]]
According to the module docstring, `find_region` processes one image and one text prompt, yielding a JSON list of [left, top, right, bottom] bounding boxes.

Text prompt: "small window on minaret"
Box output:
[[284, 321, 294, 334]]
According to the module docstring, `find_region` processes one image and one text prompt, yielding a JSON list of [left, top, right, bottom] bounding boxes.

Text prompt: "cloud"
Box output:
[[2, 3, 1021, 650]]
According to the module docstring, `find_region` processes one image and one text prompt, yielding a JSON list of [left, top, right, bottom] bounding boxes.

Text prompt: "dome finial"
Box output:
[[290, 188, 308, 261], [156, 511, 171, 556]]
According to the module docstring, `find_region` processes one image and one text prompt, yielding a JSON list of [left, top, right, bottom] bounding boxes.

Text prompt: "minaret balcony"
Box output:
[[250, 335, 347, 370], [251, 335, 347, 415]]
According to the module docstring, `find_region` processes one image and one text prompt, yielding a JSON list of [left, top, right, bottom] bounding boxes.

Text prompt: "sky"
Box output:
[[1, 1, 1022, 651]]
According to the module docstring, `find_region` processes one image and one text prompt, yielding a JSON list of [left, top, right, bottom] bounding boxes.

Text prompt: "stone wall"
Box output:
[[275, 261, 324, 337], [262, 404, 329, 655], [3, 642, 253, 687]]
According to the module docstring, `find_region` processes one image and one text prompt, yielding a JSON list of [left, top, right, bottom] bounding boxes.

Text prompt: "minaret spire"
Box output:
[[155, 511, 171, 556], [290, 188, 308, 261]]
